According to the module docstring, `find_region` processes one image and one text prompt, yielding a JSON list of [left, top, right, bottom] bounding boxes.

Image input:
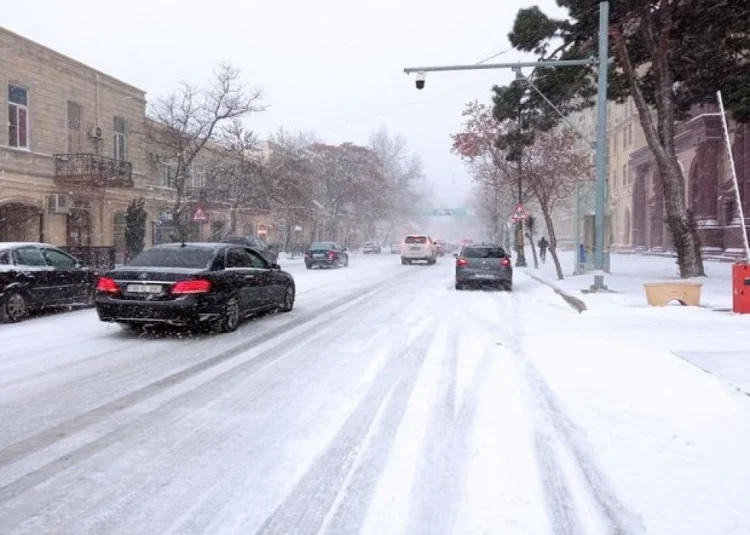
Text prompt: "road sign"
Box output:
[[192, 206, 208, 222], [511, 203, 528, 221]]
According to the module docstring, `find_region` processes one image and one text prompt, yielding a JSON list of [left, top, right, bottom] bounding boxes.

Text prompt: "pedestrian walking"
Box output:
[[538, 236, 549, 263]]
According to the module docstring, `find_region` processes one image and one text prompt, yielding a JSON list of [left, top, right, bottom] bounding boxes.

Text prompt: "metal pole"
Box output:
[[591, 0, 609, 291], [516, 159, 527, 266], [403, 58, 596, 74], [717, 90, 750, 261]]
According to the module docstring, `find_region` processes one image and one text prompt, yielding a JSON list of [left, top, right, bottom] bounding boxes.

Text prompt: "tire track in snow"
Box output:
[[255, 320, 440, 535], [404, 307, 496, 535], [0, 273, 428, 507], [503, 278, 644, 534]]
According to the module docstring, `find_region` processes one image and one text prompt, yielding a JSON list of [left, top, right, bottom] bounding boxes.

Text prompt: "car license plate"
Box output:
[[313, 253, 325, 258], [474, 273, 495, 279], [410, 246, 420, 251], [127, 284, 162, 293]]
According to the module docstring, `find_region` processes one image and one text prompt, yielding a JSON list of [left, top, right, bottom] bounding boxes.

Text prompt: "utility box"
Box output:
[[732, 263, 750, 314]]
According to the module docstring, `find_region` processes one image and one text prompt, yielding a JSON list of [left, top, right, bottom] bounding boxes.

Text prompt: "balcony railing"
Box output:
[[54, 153, 134, 188]]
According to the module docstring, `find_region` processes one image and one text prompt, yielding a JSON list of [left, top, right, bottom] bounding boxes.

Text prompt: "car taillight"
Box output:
[[457, 258, 469, 268], [171, 279, 212, 295], [501, 258, 511, 267], [96, 277, 119, 293], [328, 251, 336, 258], [305, 252, 311, 258]]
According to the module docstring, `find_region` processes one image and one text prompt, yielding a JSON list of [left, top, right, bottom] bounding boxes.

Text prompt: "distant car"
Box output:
[[221, 236, 278, 265], [455, 244, 513, 291], [362, 242, 382, 254], [401, 235, 437, 265], [390, 243, 401, 254], [305, 242, 349, 269], [95, 242, 295, 333], [435, 240, 447, 256], [0, 242, 98, 323]]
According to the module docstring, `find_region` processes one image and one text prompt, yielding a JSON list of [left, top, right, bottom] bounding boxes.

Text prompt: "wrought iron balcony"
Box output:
[[54, 153, 133, 188]]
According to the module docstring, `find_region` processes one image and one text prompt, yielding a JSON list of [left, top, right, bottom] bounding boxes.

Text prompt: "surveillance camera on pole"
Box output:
[[415, 72, 426, 90]]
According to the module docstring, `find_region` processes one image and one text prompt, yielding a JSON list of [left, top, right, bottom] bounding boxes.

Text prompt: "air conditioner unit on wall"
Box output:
[[87, 126, 103, 139], [48, 194, 72, 215]]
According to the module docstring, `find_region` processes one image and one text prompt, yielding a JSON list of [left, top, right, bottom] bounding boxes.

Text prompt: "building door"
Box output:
[[113, 212, 127, 263], [67, 209, 92, 247]]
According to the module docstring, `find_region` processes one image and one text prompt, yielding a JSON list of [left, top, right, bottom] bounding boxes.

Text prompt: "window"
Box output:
[[67, 101, 84, 153], [225, 248, 252, 268], [42, 248, 77, 269], [8, 85, 29, 149], [0, 250, 9, 264], [247, 249, 269, 269], [622, 128, 627, 149], [622, 164, 627, 186], [628, 124, 633, 146], [404, 236, 427, 244], [159, 162, 176, 188], [114, 117, 127, 161], [13, 247, 46, 266], [463, 247, 507, 258], [127, 247, 216, 268]]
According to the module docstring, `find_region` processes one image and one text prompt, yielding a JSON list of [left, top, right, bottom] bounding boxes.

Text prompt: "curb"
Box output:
[[526, 272, 588, 313]]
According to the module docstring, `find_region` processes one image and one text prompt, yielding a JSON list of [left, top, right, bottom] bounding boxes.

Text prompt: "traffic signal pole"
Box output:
[[404, 1, 610, 290]]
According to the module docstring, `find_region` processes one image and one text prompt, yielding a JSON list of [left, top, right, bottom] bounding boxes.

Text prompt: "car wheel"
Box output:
[[344, 256, 349, 267], [306, 264, 312, 270], [505, 283, 513, 292], [455, 282, 464, 291], [280, 285, 295, 312], [0, 290, 29, 323], [214, 296, 240, 333]]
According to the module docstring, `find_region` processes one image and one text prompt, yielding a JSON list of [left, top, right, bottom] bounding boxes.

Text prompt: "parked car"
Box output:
[[220, 236, 278, 265], [0, 242, 98, 323], [401, 235, 438, 265], [94, 242, 295, 333], [362, 242, 382, 254], [455, 244, 513, 291], [304, 242, 349, 269]]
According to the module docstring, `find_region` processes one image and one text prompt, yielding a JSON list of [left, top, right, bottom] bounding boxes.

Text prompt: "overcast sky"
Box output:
[[4, 0, 562, 207]]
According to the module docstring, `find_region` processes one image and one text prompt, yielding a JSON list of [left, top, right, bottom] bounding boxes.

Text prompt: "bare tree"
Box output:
[[525, 215, 539, 269], [147, 64, 265, 240], [369, 127, 425, 244], [522, 129, 591, 280]]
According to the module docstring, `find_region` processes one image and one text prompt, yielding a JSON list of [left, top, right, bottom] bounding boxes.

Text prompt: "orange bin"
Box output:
[[732, 263, 750, 314]]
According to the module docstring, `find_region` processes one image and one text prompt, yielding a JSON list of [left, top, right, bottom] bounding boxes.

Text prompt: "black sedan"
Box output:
[[95, 243, 295, 333], [455, 244, 513, 291], [0, 242, 97, 323], [304, 242, 349, 269]]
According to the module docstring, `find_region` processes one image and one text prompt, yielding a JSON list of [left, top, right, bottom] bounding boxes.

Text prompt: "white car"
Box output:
[[401, 235, 438, 265]]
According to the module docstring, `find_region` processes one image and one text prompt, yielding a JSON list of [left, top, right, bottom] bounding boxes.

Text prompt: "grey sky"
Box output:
[[4, 0, 561, 207]]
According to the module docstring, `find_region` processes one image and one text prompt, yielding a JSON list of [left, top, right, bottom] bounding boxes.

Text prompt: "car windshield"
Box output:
[[463, 247, 506, 258], [310, 242, 335, 250], [126, 247, 216, 269], [405, 236, 427, 244]]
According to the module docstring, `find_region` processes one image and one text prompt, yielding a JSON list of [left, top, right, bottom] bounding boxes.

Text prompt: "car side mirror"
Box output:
[[342, 247, 347, 252], [452, 253, 458, 258], [270, 263, 281, 271]]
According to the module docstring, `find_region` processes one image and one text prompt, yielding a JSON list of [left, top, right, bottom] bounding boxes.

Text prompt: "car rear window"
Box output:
[[127, 247, 217, 269], [405, 236, 427, 244], [310, 242, 335, 250], [463, 247, 507, 258]]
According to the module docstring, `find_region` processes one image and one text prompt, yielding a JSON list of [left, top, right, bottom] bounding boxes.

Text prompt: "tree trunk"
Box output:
[[540, 206, 564, 280], [526, 232, 539, 268], [610, 24, 705, 278]]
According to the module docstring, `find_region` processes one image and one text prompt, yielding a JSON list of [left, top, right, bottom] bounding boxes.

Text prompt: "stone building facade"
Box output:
[[0, 27, 276, 264]]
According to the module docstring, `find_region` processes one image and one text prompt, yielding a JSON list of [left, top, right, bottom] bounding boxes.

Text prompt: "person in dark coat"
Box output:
[[538, 237, 549, 263]]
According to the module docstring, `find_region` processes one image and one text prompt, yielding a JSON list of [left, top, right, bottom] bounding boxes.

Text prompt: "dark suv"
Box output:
[[455, 244, 513, 291]]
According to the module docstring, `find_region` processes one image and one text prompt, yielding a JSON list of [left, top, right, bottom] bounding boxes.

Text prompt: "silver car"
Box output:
[[455, 244, 513, 291]]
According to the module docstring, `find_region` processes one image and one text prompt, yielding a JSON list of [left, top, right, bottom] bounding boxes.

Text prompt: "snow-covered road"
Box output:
[[1, 254, 749, 534]]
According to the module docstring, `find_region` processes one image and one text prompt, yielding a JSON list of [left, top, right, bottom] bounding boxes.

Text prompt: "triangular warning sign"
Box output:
[[511, 204, 528, 221], [192, 207, 208, 222]]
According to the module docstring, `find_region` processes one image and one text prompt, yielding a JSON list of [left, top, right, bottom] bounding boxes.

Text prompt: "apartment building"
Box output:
[[0, 27, 277, 264]]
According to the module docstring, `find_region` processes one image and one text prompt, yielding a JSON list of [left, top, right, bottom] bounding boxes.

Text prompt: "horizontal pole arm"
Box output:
[[403, 58, 597, 74]]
